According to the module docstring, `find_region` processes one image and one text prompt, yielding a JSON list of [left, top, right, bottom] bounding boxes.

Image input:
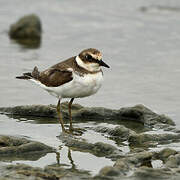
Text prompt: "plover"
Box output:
[[16, 48, 110, 134]]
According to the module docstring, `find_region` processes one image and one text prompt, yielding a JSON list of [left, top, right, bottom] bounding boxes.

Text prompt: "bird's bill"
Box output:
[[99, 60, 110, 68]]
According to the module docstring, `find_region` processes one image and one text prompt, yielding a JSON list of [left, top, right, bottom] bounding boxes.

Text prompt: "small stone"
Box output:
[[165, 154, 180, 168], [99, 166, 120, 176], [154, 148, 177, 162], [133, 166, 173, 180]]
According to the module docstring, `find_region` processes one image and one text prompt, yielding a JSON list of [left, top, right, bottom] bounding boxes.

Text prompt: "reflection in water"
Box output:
[[140, 5, 180, 13], [56, 148, 77, 171], [68, 148, 76, 170], [0, 152, 49, 162], [11, 38, 41, 49], [56, 151, 60, 165]]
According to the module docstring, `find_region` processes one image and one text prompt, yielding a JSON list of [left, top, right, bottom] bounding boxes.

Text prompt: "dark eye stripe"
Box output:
[[93, 58, 100, 63], [90, 57, 99, 63], [85, 54, 100, 63]]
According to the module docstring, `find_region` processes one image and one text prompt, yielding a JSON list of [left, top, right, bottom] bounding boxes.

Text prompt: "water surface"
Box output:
[[1, 0, 180, 125], [0, 0, 180, 175]]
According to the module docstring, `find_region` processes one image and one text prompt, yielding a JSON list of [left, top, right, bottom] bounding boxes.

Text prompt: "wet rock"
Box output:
[[111, 151, 153, 176], [95, 147, 180, 179], [3, 164, 57, 180], [153, 123, 175, 131], [99, 166, 120, 177], [132, 167, 174, 180], [93, 125, 135, 141], [45, 164, 91, 180], [0, 152, 49, 162], [9, 14, 42, 47], [165, 153, 180, 168], [118, 105, 175, 126], [0, 135, 55, 159], [128, 133, 180, 148], [0, 104, 57, 118], [95, 149, 180, 180], [0, 103, 175, 128], [59, 133, 121, 158], [0, 163, 91, 180], [115, 151, 153, 168], [154, 148, 177, 162], [113, 159, 130, 173], [95, 152, 153, 179], [0, 105, 179, 180], [73, 106, 118, 121]]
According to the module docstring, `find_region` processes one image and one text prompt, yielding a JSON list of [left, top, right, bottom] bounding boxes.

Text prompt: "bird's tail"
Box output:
[[16, 66, 40, 80]]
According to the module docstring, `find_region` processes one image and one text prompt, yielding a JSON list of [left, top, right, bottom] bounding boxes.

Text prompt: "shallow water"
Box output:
[[0, 115, 116, 175], [0, 0, 180, 124], [1, 0, 180, 175], [1, 113, 180, 175]]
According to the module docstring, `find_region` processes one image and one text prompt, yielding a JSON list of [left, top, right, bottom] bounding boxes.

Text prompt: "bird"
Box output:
[[16, 48, 110, 134]]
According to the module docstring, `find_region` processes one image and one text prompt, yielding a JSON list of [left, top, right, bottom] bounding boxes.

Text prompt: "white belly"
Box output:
[[30, 71, 103, 99]]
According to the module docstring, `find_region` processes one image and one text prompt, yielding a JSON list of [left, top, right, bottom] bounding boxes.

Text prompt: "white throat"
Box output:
[[75, 56, 101, 72]]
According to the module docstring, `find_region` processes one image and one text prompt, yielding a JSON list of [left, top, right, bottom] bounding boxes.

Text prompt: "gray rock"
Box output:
[[0, 104, 56, 118], [154, 148, 177, 162], [128, 133, 180, 148], [95, 166, 122, 180], [95, 149, 180, 180], [0, 104, 179, 180], [93, 125, 134, 141], [0, 163, 91, 180], [9, 14, 42, 48], [59, 133, 121, 158], [132, 167, 173, 180], [0, 103, 175, 127], [165, 153, 180, 168], [0, 135, 55, 161], [113, 160, 130, 173], [118, 104, 175, 126], [115, 151, 153, 168], [9, 14, 42, 39], [95, 152, 153, 180], [73, 106, 118, 121]]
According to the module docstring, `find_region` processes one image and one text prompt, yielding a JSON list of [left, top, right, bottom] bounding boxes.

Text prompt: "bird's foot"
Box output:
[[61, 129, 69, 134], [61, 128, 83, 136], [69, 127, 84, 136]]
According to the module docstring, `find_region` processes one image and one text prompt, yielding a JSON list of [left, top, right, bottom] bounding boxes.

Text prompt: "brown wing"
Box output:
[[37, 57, 77, 87], [38, 68, 73, 87]]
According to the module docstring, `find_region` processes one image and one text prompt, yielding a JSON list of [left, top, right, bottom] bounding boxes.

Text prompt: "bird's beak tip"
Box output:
[[100, 60, 110, 68]]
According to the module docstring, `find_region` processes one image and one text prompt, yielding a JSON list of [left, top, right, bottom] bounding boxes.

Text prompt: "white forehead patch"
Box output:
[[90, 53, 102, 61]]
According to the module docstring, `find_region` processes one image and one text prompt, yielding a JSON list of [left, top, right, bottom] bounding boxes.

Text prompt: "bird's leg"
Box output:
[[68, 98, 74, 133], [68, 98, 84, 135], [57, 99, 66, 132]]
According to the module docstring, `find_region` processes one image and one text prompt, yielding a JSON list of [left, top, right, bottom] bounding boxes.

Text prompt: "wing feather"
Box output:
[[38, 68, 73, 87]]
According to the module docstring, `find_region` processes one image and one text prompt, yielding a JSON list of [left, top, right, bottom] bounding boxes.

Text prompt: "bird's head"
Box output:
[[76, 48, 110, 72]]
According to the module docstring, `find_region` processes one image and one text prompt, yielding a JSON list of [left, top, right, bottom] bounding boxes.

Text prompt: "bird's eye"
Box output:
[[86, 54, 92, 60]]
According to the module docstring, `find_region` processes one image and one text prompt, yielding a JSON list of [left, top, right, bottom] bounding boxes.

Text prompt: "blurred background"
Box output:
[[0, 0, 180, 125]]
